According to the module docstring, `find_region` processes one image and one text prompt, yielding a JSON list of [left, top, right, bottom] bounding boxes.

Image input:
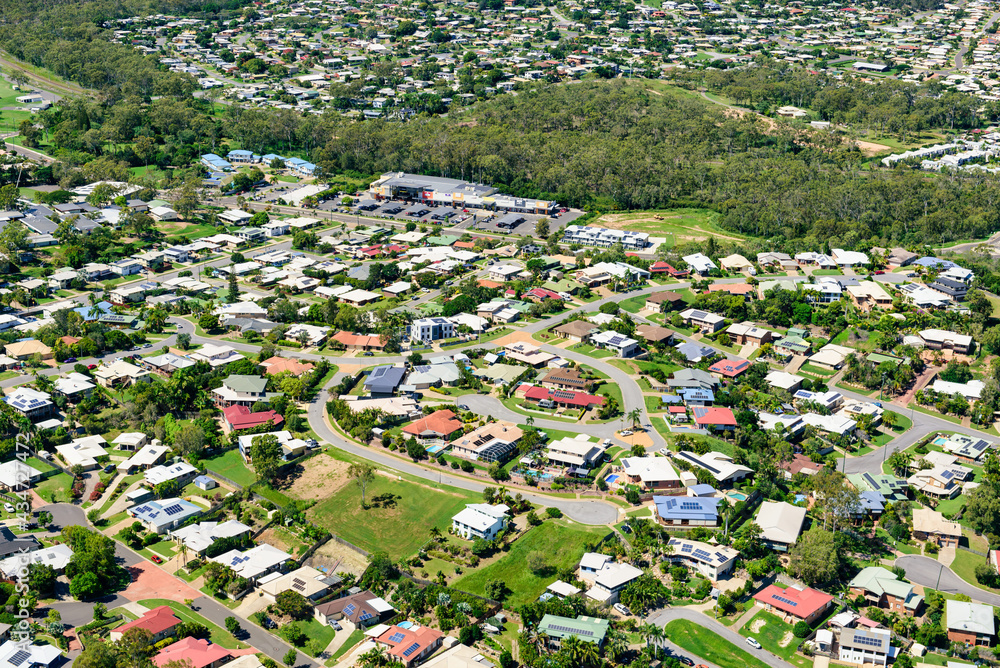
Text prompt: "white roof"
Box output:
[[0, 642, 61, 668], [56, 435, 108, 468], [0, 544, 73, 576], [932, 379, 984, 400], [453, 504, 509, 532], [620, 457, 680, 483], [947, 600, 995, 636], [801, 412, 856, 436], [145, 461, 197, 486], [594, 561, 643, 589], [171, 520, 251, 552], [920, 329, 973, 347], [119, 443, 168, 471], [547, 580, 582, 597], [580, 552, 612, 570], [755, 501, 807, 545], [211, 543, 292, 580], [0, 460, 41, 487], [765, 371, 803, 391]]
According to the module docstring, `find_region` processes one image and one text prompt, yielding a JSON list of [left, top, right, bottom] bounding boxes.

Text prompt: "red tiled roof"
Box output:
[[331, 331, 385, 349], [524, 288, 561, 301], [707, 283, 755, 295], [708, 359, 751, 377], [154, 638, 232, 668], [691, 406, 737, 426], [668, 406, 687, 413], [223, 405, 284, 431], [262, 356, 315, 376], [376, 625, 443, 664], [522, 385, 604, 408], [753, 585, 833, 620], [403, 410, 463, 438], [454, 241, 476, 249], [117, 606, 180, 636]]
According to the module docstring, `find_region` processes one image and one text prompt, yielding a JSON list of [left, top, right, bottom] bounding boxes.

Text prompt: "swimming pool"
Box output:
[[426, 444, 445, 454], [605, 474, 619, 485], [726, 492, 748, 502], [398, 621, 413, 629], [933, 437, 947, 446], [524, 468, 554, 480]]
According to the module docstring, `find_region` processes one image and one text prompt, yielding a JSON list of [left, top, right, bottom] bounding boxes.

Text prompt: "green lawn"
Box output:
[[619, 295, 648, 314], [328, 629, 365, 664], [949, 548, 999, 595], [650, 416, 671, 440], [453, 520, 608, 607], [34, 473, 73, 503], [737, 611, 811, 668], [799, 363, 837, 378], [307, 471, 479, 559], [597, 382, 623, 408], [286, 618, 336, 656], [604, 208, 743, 242], [136, 599, 246, 649], [567, 343, 614, 359], [662, 620, 773, 668], [203, 449, 255, 487]]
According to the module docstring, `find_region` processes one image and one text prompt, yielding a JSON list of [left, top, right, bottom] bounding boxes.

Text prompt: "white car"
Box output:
[[3, 503, 14, 514], [613, 603, 631, 616], [746, 638, 761, 650], [620, 430, 633, 436]]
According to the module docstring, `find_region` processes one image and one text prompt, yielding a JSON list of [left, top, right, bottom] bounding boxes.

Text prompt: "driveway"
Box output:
[[896, 555, 1000, 607]]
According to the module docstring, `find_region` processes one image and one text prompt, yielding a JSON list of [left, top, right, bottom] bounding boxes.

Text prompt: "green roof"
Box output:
[[224, 374, 268, 394], [776, 336, 810, 353], [542, 279, 580, 293], [426, 235, 461, 246], [538, 615, 609, 644], [867, 352, 902, 366], [848, 566, 922, 608]]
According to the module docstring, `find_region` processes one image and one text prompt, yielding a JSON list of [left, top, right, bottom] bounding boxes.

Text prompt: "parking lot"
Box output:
[[351, 198, 586, 235]]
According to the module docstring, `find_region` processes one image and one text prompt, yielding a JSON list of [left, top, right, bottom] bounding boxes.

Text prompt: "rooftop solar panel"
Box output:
[[772, 594, 798, 607], [402, 643, 421, 657], [388, 632, 405, 643]]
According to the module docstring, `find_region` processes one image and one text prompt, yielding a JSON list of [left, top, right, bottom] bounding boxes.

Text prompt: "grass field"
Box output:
[[136, 599, 246, 649], [595, 208, 746, 246], [203, 449, 256, 487], [34, 473, 73, 503], [453, 520, 609, 607], [737, 611, 811, 668], [662, 620, 773, 668], [307, 472, 479, 559]]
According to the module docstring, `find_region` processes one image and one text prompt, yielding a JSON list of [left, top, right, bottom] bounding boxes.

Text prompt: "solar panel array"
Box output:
[[9, 650, 30, 666], [692, 549, 712, 561], [163, 504, 184, 516], [771, 594, 798, 607], [547, 624, 594, 637], [388, 632, 406, 643], [292, 578, 306, 592], [680, 544, 693, 553], [851, 633, 884, 648], [402, 643, 421, 657], [358, 610, 373, 622], [343, 604, 357, 616], [680, 502, 702, 510]]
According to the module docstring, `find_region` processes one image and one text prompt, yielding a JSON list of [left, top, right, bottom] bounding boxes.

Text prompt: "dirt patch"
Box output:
[[307, 539, 369, 577], [855, 140, 892, 156], [284, 453, 351, 501], [749, 617, 767, 634], [255, 527, 301, 554], [778, 631, 794, 648]]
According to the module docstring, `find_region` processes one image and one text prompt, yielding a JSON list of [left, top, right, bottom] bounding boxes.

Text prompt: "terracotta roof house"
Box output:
[[402, 409, 463, 442], [331, 331, 386, 351], [753, 585, 834, 624], [692, 406, 737, 430], [374, 624, 444, 668], [153, 638, 233, 668], [707, 359, 750, 378], [707, 283, 754, 297], [780, 453, 824, 479], [111, 606, 180, 642], [221, 405, 284, 432], [521, 385, 604, 409], [261, 356, 315, 376]]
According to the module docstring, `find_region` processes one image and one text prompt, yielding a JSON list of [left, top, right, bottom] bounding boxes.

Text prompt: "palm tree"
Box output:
[[627, 408, 642, 430], [604, 628, 629, 664], [525, 415, 534, 428]]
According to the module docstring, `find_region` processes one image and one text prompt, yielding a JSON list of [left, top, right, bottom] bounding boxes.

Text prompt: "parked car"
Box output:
[[361, 351, 374, 357], [150, 555, 163, 564], [457, 404, 470, 411], [3, 504, 13, 514], [87, 364, 97, 370], [620, 430, 633, 436], [103, 464, 115, 474], [65, 357, 77, 363], [331, 621, 342, 630], [746, 638, 761, 650], [613, 603, 630, 616]]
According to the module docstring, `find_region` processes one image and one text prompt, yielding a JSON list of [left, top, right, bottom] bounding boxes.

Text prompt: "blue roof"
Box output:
[[688, 483, 716, 495], [654, 496, 720, 521], [914, 257, 957, 268], [364, 365, 406, 394], [660, 394, 682, 404], [73, 301, 112, 322], [262, 154, 285, 161], [286, 157, 308, 166], [676, 341, 715, 361], [678, 387, 714, 402], [227, 150, 254, 157], [130, 497, 201, 528]]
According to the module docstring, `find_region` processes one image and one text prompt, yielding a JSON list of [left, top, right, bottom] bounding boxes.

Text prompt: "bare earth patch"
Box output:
[[855, 140, 892, 156], [286, 453, 351, 500], [778, 631, 793, 648], [749, 618, 767, 634]]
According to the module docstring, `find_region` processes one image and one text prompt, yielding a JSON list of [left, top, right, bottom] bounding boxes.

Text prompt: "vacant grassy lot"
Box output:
[[203, 449, 255, 487], [663, 620, 772, 668], [307, 473, 479, 559], [137, 599, 246, 649], [737, 611, 811, 668], [597, 208, 746, 247], [34, 472, 73, 503], [453, 520, 609, 607]]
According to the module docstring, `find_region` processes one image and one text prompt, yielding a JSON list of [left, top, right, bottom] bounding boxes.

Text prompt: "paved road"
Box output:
[[647, 606, 797, 668], [39, 505, 319, 668], [896, 554, 1000, 607]]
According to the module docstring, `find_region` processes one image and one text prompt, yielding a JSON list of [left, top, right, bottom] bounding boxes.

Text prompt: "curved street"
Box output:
[[895, 555, 1000, 607]]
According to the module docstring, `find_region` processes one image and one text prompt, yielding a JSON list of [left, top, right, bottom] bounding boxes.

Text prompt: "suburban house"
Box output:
[[617, 457, 682, 491], [846, 281, 893, 312], [636, 324, 675, 346], [913, 507, 962, 547], [451, 503, 510, 540], [153, 637, 232, 668], [552, 320, 598, 343], [725, 322, 773, 346], [540, 368, 595, 392], [653, 496, 719, 528], [663, 538, 738, 580], [590, 330, 640, 358], [754, 501, 807, 551], [314, 590, 395, 629], [211, 543, 291, 582], [675, 451, 752, 485], [111, 606, 181, 642], [170, 520, 251, 555], [646, 291, 685, 311], [678, 308, 725, 333], [258, 566, 339, 602], [577, 554, 642, 604], [919, 329, 974, 354], [545, 435, 606, 470], [947, 600, 995, 646], [402, 409, 463, 443], [521, 386, 604, 411], [364, 366, 406, 396], [848, 567, 923, 616], [450, 422, 522, 463], [537, 615, 609, 648], [373, 624, 444, 668], [129, 498, 202, 534], [838, 627, 891, 667], [145, 462, 198, 488], [211, 375, 275, 408], [753, 584, 834, 624]]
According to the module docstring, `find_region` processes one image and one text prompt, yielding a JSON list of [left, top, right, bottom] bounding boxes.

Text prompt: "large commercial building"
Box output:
[[369, 172, 557, 214]]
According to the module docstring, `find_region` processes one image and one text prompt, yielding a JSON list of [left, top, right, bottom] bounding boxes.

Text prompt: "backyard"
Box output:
[[453, 519, 609, 607]]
